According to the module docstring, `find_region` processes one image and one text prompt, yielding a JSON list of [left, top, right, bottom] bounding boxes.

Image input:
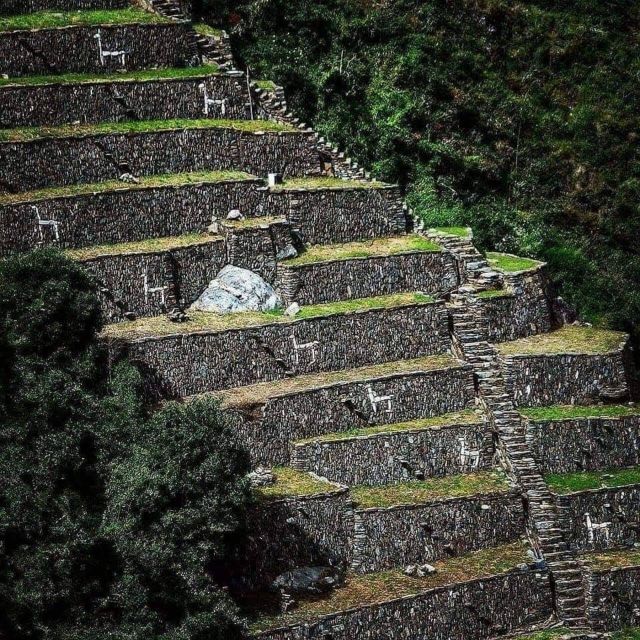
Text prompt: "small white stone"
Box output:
[[227, 209, 244, 220], [284, 302, 301, 317]]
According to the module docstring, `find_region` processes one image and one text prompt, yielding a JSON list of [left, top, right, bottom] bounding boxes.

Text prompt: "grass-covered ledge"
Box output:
[[546, 465, 640, 495], [521, 404, 640, 422], [270, 177, 388, 190], [429, 226, 471, 238], [0, 64, 220, 88], [351, 471, 510, 509], [496, 326, 628, 356], [286, 235, 440, 266], [0, 118, 297, 143], [0, 7, 168, 31], [102, 292, 434, 340], [254, 467, 340, 502], [486, 251, 542, 273], [476, 288, 510, 299], [582, 548, 640, 571]]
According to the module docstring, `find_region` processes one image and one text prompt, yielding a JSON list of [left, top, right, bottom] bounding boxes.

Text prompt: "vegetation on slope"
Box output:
[[198, 0, 640, 366]]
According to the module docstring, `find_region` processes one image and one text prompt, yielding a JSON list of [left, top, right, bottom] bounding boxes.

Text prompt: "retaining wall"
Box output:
[[1, 0, 128, 14], [229, 364, 476, 467], [276, 251, 458, 306], [555, 484, 640, 552], [500, 349, 629, 407], [280, 186, 407, 245], [481, 268, 552, 343], [0, 73, 251, 128], [118, 303, 450, 397], [252, 569, 553, 640], [351, 491, 525, 573], [585, 564, 640, 631], [0, 23, 195, 77], [0, 129, 321, 193], [292, 419, 491, 486], [526, 415, 640, 474]]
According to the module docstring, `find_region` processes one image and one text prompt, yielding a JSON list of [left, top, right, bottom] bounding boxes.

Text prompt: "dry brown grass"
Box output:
[[582, 549, 640, 571]]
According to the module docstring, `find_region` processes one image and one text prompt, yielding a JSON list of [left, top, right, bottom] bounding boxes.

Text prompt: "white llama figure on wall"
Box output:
[[366, 385, 393, 414], [33, 205, 60, 245], [290, 334, 319, 365], [94, 30, 126, 67], [458, 436, 480, 470], [199, 83, 227, 117], [585, 512, 611, 545], [142, 272, 167, 306]]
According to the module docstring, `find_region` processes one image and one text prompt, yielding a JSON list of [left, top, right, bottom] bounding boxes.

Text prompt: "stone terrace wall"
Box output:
[[231, 364, 476, 466], [276, 251, 458, 306], [0, 180, 271, 255], [351, 492, 525, 573], [83, 239, 226, 322], [585, 564, 640, 632], [278, 186, 407, 245], [555, 485, 640, 552], [119, 303, 450, 397], [253, 569, 553, 640], [292, 419, 492, 486], [234, 488, 353, 592], [0, 23, 195, 77], [1, 0, 128, 13], [0, 74, 251, 128], [526, 415, 640, 474], [1, 129, 321, 193], [482, 268, 552, 343], [501, 349, 629, 407]]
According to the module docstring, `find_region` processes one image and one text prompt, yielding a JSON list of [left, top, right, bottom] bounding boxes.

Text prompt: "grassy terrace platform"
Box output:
[[487, 251, 542, 273], [0, 8, 168, 31], [521, 404, 640, 422], [254, 467, 340, 502], [296, 410, 481, 445], [430, 226, 471, 238], [546, 465, 640, 495], [213, 353, 457, 408], [221, 215, 285, 230], [496, 326, 627, 356], [247, 542, 530, 632], [286, 234, 440, 266], [0, 65, 220, 88], [270, 177, 387, 190], [476, 288, 510, 299], [351, 471, 510, 509], [0, 118, 297, 143], [582, 548, 640, 571], [102, 292, 434, 339], [66, 232, 219, 261], [0, 170, 255, 205]]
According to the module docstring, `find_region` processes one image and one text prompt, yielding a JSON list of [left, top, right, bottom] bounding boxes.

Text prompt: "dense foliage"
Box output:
[[201, 0, 640, 361], [0, 251, 250, 640]]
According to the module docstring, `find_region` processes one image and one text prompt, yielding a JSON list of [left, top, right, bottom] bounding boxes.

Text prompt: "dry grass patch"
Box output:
[[248, 541, 530, 632], [582, 549, 640, 571], [221, 215, 285, 230], [521, 404, 640, 422], [351, 471, 510, 508], [214, 354, 457, 408], [254, 467, 339, 502], [271, 177, 388, 190], [496, 326, 627, 356]]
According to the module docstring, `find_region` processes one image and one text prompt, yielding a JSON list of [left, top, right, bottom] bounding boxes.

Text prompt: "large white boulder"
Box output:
[[191, 265, 282, 314]]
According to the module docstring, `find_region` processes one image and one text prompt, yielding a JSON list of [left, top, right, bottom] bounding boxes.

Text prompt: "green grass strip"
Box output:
[[476, 288, 510, 299], [287, 235, 440, 266], [270, 177, 387, 191], [496, 326, 627, 356], [0, 8, 168, 31], [521, 404, 640, 422], [546, 465, 640, 495], [192, 23, 223, 37], [351, 471, 509, 509], [254, 467, 339, 502], [431, 226, 470, 237], [296, 410, 481, 445], [583, 549, 640, 571], [0, 64, 219, 88], [0, 118, 297, 142], [486, 251, 542, 273], [0, 170, 255, 206]]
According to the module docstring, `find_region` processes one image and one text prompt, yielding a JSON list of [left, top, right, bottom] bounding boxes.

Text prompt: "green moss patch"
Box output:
[[247, 542, 530, 632], [271, 177, 387, 191], [102, 292, 433, 340], [476, 288, 510, 299], [486, 251, 542, 273], [192, 23, 223, 37], [254, 467, 338, 502], [546, 465, 640, 495], [0, 118, 297, 143], [582, 549, 640, 571], [0, 7, 168, 31], [0, 64, 220, 88], [431, 226, 470, 238], [0, 170, 255, 206], [521, 404, 640, 422], [287, 235, 440, 266], [255, 80, 277, 91], [296, 410, 481, 445], [351, 471, 510, 509], [496, 326, 627, 356]]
